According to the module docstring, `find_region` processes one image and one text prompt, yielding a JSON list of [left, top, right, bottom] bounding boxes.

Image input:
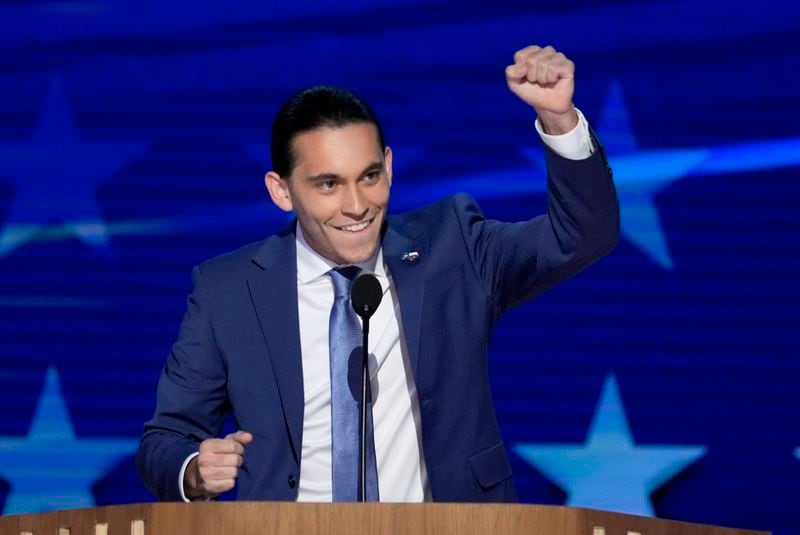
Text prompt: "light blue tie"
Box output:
[[329, 266, 379, 501]]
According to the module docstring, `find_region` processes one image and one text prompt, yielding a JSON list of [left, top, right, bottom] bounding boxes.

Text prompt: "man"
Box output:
[[136, 45, 619, 503]]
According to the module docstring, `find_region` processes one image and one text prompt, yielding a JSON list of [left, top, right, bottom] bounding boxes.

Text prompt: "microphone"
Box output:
[[349, 272, 382, 502], [351, 273, 382, 320]]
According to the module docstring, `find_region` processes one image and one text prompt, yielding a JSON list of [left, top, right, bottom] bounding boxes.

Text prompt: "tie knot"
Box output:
[[329, 266, 361, 298]]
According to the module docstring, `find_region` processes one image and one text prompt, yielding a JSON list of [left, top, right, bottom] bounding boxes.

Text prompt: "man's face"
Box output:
[[266, 122, 392, 266]]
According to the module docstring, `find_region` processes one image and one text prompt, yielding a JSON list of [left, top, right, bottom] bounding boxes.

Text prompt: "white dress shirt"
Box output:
[[294, 228, 430, 501], [178, 109, 594, 501]]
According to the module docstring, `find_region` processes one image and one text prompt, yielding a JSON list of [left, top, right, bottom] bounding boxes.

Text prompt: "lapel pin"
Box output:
[[400, 251, 420, 262]]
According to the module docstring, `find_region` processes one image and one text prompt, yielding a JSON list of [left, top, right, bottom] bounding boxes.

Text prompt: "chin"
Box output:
[[340, 250, 375, 266], [336, 242, 379, 266]]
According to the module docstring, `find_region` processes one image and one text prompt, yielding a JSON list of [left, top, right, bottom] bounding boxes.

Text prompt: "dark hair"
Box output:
[[270, 86, 386, 177]]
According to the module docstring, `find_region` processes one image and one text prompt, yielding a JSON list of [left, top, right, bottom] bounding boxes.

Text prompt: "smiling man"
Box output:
[[266, 120, 392, 266], [137, 45, 620, 504]]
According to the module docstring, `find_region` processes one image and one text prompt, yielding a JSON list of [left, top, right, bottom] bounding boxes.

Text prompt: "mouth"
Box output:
[[333, 217, 375, 233]]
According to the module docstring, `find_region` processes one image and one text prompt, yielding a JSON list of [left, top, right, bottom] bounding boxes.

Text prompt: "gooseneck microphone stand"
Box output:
[[350, 273, 383, 502]]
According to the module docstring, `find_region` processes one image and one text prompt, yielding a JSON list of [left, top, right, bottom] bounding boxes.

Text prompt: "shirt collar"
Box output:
[[295, 224, 387, 285]]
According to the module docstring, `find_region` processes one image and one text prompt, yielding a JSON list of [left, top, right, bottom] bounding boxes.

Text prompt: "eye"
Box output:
[[317, 180, 337, 193], [363, 170, 382, 183]]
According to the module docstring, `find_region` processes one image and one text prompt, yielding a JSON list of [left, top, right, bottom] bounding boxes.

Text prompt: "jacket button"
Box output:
[[288, 474, 297, 489]]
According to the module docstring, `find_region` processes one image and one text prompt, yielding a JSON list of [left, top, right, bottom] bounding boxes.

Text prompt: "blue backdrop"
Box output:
[[0, 1, 798, 533]]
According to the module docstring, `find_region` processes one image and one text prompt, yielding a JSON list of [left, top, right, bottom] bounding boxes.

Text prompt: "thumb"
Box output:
[[505, 63, 526, 83], [226, 430, 254, 446]]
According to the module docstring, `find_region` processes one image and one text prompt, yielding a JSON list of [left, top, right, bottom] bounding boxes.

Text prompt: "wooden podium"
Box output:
[[0, 502, 769, 535]]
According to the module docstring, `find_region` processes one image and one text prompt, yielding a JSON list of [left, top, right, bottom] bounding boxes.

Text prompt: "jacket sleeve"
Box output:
[[135, 264, 231, 501], [458, 133, 620, 315]]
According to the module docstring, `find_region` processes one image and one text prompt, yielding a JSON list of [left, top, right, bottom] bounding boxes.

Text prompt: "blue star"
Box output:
[[0, 76, 149, 257], [596, 81, 707, 270], [0, 365, 139, 514], [395, 110, 701, 268], [514, 374, 706, 517], [405, 81, 800, 270]]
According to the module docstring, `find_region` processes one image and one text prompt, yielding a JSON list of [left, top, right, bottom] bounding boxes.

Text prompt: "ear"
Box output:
[[265, 171, 293, 212], [384, 146, 393, 187]]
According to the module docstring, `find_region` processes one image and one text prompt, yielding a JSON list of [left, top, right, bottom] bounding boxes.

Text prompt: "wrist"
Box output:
[[183, 458, 206, 501], [536, 106, 579, 135]]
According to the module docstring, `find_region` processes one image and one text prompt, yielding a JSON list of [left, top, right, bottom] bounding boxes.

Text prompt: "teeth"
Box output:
[[339, 220, 371, 232]]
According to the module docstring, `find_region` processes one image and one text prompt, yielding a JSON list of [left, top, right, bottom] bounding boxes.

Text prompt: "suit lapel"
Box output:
[[247, 224, 304, 463], [382, 215, 429, 380]]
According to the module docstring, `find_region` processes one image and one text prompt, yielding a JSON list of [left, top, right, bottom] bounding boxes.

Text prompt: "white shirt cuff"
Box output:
[[178, 451, 201, 502], [535, 108, 595, 160]]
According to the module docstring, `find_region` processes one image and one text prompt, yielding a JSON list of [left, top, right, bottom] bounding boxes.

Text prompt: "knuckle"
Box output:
[[516, 45, 541, 63], [225, 460, 240, 473], [207, 467, 227, 480], [207, 482, 224, 493]]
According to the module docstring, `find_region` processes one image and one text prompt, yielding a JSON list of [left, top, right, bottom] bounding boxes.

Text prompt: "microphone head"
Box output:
[[351, 273, 382, 320]]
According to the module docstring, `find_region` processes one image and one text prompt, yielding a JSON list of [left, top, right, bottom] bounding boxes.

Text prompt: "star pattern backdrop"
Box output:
[[0, 1, 798, 534]]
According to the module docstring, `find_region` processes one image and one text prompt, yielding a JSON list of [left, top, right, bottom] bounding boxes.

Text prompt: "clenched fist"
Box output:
[[505, 45, 579, 135], [184, 430, 253, 500]]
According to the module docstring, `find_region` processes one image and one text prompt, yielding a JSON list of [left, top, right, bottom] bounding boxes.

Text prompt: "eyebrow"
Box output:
[[305, 161, 384, 183]]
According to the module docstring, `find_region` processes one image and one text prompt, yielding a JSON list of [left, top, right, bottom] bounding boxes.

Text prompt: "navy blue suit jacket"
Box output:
[[136, 143, 619, 503]]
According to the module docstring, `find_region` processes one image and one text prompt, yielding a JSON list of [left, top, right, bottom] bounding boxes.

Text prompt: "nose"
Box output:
[[341, 183, 369, 219]]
